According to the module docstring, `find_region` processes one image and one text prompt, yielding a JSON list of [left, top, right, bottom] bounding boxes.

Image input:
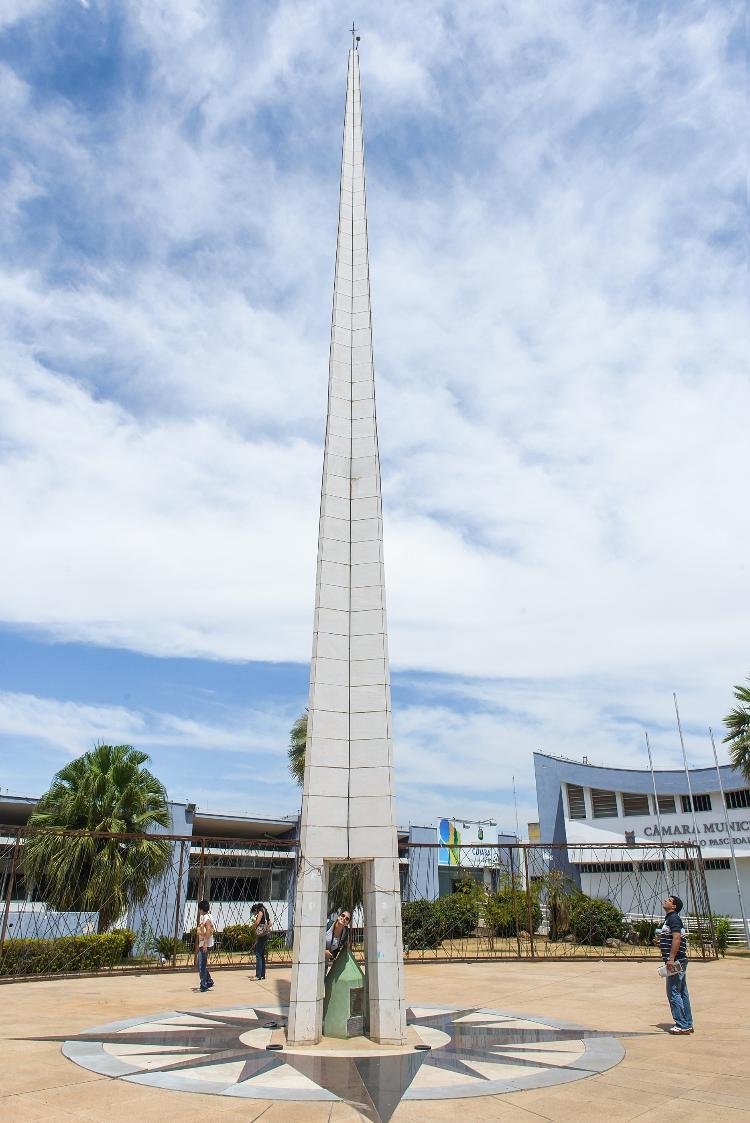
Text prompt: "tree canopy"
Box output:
[[723, 676, 750, 784], [23, 743, 171, 932], [288, 711, 307, 786]]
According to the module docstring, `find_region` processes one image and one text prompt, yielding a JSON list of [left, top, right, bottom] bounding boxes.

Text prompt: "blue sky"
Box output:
[[0, 0, 746, 831]]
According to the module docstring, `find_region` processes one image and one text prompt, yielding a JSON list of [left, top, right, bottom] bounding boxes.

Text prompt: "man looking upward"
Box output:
[[657, 894, 693, 1034]]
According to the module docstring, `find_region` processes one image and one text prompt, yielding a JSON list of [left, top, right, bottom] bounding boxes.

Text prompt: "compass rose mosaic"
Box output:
[[30, 1003, 636, 1122]]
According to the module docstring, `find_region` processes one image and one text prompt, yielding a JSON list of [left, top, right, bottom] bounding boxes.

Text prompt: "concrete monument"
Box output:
[[287, 39, 408, 1047]]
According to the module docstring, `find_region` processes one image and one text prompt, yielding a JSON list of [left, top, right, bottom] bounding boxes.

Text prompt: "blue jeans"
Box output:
[[255, 935, 268, 979], [197, 947, 213, 990], [666, 961, 692, 1029]]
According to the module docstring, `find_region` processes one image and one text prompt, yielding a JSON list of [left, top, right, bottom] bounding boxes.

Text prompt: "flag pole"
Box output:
[[709, 727, 750, 949], [512, 775, 520, 840], [673, 693, 701, 842], [645, 731, 668, 874]]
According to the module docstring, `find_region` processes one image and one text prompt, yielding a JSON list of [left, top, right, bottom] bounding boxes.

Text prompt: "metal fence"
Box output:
[[0, 827, 716, 980], [401, 840, 716, 961]]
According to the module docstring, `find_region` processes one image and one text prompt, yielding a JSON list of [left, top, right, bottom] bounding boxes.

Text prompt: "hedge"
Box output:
[[110, 928, 136, 957], [221, 924, 257, 952], [0, 931, 133, 977]]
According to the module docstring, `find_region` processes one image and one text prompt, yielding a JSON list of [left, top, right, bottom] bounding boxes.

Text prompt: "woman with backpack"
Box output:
[[250, 902, 271, 981]]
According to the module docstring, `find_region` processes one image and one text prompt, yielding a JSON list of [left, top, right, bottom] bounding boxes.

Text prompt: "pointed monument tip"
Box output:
[[350, 20, 360, 50]]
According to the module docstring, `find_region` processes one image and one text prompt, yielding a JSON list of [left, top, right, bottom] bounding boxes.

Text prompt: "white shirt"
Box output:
[[198, 912, 215, 949]]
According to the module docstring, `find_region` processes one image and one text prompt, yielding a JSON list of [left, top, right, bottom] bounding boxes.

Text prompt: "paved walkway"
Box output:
[[1, 958, 749, 1121]]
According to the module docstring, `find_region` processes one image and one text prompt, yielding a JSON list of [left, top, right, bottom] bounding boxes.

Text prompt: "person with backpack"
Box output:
[[250, 902, 271, 981]]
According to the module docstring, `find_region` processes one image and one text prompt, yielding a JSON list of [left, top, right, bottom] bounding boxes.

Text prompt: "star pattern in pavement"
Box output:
[[27, 1004, 645, 1122]]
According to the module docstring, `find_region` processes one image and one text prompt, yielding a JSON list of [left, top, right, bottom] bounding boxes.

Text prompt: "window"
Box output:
[[657, 794, 676, 814], [208, 874, 270, 902], [8, 872, 29, 901], [622, 792, 650, 816], [271, 866, 289, 900], [681, 794, 711, 813], [591, 788, 618, 818], [566, 784, 586, 819], [703, 859, 730, 870], [639, 861, 665, 872], [725, 789, 750, 810], [579, 862, 633, 873]]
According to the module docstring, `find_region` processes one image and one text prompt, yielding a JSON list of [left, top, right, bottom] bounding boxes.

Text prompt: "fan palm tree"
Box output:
[[23, 744, 171, 932], [723, 676, 750, 783], [288, 711, 308, 785]]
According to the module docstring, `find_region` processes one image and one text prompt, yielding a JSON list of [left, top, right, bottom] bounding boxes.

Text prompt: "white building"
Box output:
[[534, 751, 750, 923]]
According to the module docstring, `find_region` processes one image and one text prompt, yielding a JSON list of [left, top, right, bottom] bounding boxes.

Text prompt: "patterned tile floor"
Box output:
[[3, 959, 750, 1121], [34, 1002, 635, 1121]]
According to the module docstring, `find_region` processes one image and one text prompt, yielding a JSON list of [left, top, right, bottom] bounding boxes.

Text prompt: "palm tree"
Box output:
[[286, 711, 362, 919], [537, 868, 578, 941], [723, 676, 750, 783], [288, 711, 308, 785], [23, 744, 171, 932]]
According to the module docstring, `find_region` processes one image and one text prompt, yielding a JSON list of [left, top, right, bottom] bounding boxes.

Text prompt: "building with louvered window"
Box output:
[[533, 751, 750, 920]]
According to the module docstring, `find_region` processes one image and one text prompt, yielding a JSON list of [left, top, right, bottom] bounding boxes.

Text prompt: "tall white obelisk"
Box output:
[[287, 40, 407, 1047]]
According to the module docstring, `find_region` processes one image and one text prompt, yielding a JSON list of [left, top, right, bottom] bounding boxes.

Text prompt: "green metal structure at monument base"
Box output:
[[322, 949, 367, 1038]]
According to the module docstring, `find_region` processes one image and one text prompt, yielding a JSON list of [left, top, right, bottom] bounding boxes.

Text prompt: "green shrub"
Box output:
[[0, 931, 130, 977], [221, 924, 256, 952], [154, 934, 191, 960], [110, 928, 136, 958], [401, 899, 444, 950], [438, 881, 483, 938], [486, 886, 542, 937], [569, 896, 623, 945], [713, 915, 732, 957], [267, 932, 287, 954]]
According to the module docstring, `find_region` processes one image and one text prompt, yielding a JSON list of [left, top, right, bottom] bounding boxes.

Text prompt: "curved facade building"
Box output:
[[534, 751, 750, 918]]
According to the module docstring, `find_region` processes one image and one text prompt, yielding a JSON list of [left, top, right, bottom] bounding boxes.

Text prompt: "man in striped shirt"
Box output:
[[657, 894, 693, 1035]]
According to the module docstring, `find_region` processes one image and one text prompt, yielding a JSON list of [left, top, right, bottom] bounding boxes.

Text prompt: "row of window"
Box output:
[[579, 858, 731, 873], [567, 784, 750, 820]]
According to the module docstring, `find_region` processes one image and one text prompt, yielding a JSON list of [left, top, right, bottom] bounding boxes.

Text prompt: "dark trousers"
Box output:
[[255, 935, 268, 979], [198, 947, 213, 990]]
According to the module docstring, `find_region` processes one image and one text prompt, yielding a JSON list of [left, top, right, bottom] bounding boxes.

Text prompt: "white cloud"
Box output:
[[0, 687, 293, 762], [0, 1, 745, 796]]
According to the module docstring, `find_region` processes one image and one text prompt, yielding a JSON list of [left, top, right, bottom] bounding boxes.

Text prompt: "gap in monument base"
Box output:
[[324, 860, 367, 1039]]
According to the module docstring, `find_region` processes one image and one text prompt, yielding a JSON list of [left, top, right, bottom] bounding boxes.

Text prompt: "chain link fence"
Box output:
[[0, 827, 716, 980]]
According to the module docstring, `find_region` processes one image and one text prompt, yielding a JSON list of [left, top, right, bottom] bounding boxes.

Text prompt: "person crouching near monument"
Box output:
[[325, 909, 351, 969], [656, 894, 693, 1034], [196, 899, 215, 993], [250, 902, 271, 981]]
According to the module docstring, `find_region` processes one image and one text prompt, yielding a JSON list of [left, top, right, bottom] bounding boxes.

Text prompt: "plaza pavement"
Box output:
[[1, 957, 749, 1122]]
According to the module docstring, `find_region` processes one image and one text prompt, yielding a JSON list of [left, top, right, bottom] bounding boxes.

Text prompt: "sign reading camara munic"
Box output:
[[641, 816, 750, 849]]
